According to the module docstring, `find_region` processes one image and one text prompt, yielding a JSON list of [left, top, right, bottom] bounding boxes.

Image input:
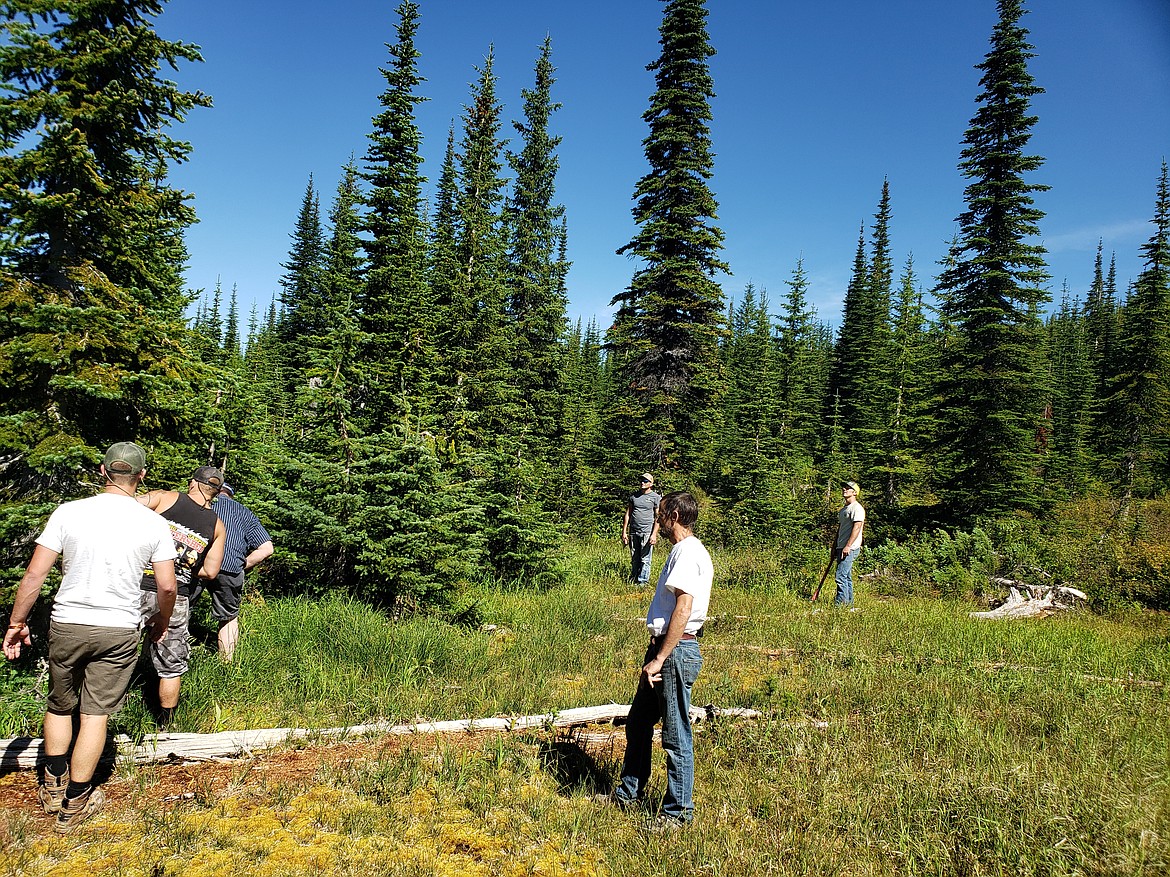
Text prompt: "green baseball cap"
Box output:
[[103, 441, 147, 474]]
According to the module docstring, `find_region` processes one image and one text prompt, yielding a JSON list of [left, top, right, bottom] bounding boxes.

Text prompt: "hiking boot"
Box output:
[[646, 814, 688, 833], [37, 768, 69, 814], [55, 788, 104, 835]]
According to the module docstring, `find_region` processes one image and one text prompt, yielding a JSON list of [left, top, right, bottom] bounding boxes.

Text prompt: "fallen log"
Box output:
[[970, 582, 1087, 620], [0, 703, 761, 770]]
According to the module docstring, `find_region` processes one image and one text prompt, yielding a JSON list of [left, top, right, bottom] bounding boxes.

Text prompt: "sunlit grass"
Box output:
[[2, 537, 1168, 875]]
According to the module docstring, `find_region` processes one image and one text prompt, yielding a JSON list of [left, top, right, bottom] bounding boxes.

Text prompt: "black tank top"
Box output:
[[141, 492, 218, 597]]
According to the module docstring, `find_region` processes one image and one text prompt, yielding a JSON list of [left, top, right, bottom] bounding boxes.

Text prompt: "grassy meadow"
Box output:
[[2, 538, 1168, 876]]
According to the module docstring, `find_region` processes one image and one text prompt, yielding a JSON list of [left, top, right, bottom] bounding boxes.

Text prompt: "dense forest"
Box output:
[[2, 0, 1168, 612]]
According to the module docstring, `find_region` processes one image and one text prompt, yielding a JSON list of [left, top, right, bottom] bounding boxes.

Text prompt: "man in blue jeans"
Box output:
[[606, 491, 712, 828], [834, 481, 865, 605], [621, 473, 661, 585]]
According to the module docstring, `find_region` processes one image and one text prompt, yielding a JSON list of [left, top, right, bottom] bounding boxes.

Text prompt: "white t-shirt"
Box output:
[[37, 493, 177, 628], [646, 535, 713, 637], [836, 500, 866, 551]]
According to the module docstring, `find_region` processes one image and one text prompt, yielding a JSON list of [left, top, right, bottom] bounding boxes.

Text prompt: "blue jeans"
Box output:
[[616, 640, 703, 821], [629, 532, 654, 583], [835, 547, 857, 605]]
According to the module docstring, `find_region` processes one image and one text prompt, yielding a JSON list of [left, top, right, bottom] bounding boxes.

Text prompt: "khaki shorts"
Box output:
[[47, 621, 140, 716], [140, 592, 191, 678]]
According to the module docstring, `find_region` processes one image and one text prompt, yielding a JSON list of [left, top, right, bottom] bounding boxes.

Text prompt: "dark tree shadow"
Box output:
[[534, 729, 623, 796], [1, 712, 118, 785]]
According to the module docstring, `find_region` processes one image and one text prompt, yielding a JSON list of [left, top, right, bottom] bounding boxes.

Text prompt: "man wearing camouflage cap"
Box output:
[[3, 442, 177, 833]]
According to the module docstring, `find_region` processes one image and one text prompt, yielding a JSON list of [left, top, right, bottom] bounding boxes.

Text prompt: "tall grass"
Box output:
[[3, 538, 1168, 875]]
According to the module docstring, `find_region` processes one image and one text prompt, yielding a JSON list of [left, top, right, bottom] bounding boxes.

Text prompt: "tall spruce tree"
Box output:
[[223, 285, 241, 364], [775, 260, 824, 466], [262, 164, 367, 595], [273, 176, 325, 418], [442, 49, 513, 451], [934, 0, 1051, 517], [1100, 161, 1170, 504], [505, 37, 568, 454], [827, 225, 871, 431], [868, 256, 934, 507], [0, 0, 209, 552], [428, 124, 461, 411], [717, 284, 791, 541], [606, 0, 728, 474], [279, 177, 326, 339], [1045, 289, 1093, 493], [558, 319, 607, 527], [442, 49, 562, 585], [857, 181, 896, 472], [359, 0, 435, 435]]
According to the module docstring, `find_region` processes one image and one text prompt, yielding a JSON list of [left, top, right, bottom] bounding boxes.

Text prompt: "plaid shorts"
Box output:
[[140, 592, 191, 678]]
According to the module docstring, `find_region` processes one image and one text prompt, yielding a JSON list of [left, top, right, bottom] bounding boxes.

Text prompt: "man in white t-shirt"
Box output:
[[3, 442, 177, 834], [833, 481, 866, 605], [605, 491, 712, 828]]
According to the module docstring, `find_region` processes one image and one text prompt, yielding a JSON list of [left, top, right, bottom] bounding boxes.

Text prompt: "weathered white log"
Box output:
[[0, 703, 760, 770], [970, 583, 1087, 620]]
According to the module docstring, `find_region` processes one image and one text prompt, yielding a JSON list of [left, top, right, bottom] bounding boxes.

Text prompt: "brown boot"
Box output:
[[37, 767, 69, 814], [55, 788, 105, 835]]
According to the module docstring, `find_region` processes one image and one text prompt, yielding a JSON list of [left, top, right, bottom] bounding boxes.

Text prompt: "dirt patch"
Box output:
[[1, 728, 622, 842]]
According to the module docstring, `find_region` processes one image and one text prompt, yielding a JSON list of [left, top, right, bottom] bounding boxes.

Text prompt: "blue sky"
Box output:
[[154, 0, 1170, 330]]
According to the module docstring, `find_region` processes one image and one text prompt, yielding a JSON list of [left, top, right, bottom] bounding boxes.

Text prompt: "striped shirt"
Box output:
[[213, 496, 272, 574]]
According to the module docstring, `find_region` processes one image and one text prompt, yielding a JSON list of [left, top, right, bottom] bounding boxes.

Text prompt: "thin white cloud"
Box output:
[[1042, 219, 1149, 253]]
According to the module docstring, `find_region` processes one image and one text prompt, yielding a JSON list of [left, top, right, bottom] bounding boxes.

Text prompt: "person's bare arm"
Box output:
[[841, 521, 864, 556], [197, 519, 227, 580], [621, 505, 632, 546], [137, 490, 163, 510], [4, 545, 59, 660], [144, 559, 177, 643], [244, 540, 273, 571]]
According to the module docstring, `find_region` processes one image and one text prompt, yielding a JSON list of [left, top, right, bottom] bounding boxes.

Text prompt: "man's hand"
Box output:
[[642, 655, 665, 688], [621, 533, 629, 547], [145, 613, 171, 644], [3, 623, 31, 660]]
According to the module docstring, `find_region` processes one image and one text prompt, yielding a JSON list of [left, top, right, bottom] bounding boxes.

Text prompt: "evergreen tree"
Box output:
[[428, 124, 461, 399], [559, 319, 607, 527], [775, 260, 824, 465], [716, 284, 789, 540], [0, 0, 209, 545], [1084, 242, 1120, 437], [190, 280, 224, 362], [442, 49, 562, 585], [505, 36, 568, 453], [858, 181, 896, 467], [827, 224, 871, 430], [442, 49, 513, 452], [359, 0, 435, 434], [934, 0, 1051, 517], [272, 175, 325, 422], [868, 256, 935, 508], [1101, 161, 1170, 504], [261, 161, 482, 606], [279, 177, 325, 339], [828, 182, 896, 483], [606, 0, 728, 473], [223, 285, 241, 363], [266, 164, 366, 594], [1045, 289, 1093, 493]]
